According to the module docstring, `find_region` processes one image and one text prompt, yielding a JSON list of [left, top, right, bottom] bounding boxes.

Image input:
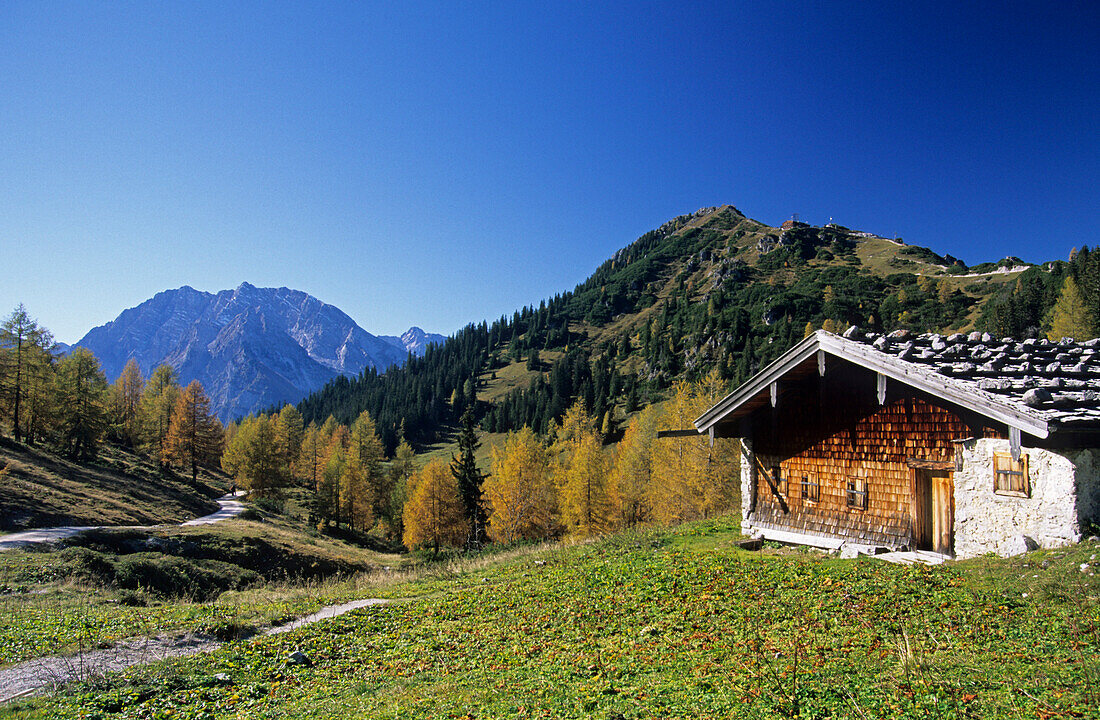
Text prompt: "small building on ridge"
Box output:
[[693, 329, 1100, 558]]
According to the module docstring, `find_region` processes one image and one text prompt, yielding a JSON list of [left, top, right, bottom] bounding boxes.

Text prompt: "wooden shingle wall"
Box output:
[[747, 361, 1002, 547]]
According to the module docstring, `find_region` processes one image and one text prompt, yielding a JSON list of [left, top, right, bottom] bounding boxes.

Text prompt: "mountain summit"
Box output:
[[74, 284, 439, 421]]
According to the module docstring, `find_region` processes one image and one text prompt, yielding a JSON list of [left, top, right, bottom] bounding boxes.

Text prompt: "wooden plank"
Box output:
[[905, 458, 954, 470], [656, 429, 698, 438]]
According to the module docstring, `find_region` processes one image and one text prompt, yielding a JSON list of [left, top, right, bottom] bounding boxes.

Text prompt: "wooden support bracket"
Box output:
[[1009, 427, 1022, 462], [876, 373, 887, 405], [770, 381, 778, 408], [817, 350, 826, 377]]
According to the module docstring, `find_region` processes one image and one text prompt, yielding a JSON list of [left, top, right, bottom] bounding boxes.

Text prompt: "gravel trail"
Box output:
[[0, 492, 247, 552], [0, 598, 388, 703]]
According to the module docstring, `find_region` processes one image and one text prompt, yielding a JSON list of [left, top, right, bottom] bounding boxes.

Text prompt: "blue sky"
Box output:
[[1, 1, 1097, 343]]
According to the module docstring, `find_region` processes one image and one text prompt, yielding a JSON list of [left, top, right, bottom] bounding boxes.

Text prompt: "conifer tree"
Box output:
[[349, 410, 387, 526], [110, 358, 144, 447], [296, 422, 324, 487], [649, 372, 739, 525], [389, 434, 418, 539], [554, 400, 612, 537], [0, 304, 53, 442], [20, 342, 56, 446], [609, 404, 659, 527], [484, 426, 556, 543], [164, 381, 223, 483], [451, 407, 486, 547], [140, 364, 181, 463], [403, 457, 466, 554], [1047, 276, 1096, 341], [276, 405, 305, 469], [54, 348, 109, 459]]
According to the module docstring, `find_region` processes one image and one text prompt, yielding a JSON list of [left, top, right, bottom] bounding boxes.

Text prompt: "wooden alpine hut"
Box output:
[[694, 328, 1100, 558]]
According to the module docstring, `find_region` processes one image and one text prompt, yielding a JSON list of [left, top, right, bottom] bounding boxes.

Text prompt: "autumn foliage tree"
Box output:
[[484, 426, 557, 543], [54, 348, 110, 460], [223, 413, 289, 496], [648, 372, 739, 525], [163, 380, 223, 482], [1047, 276, 1096, 341], [402, 457, 467, 554], [0, 304, 54, 442], [109, 358, 144, 447], [554, 400, 612, 537], [608, 403, 660, 527], [140, 364, 181, 463]]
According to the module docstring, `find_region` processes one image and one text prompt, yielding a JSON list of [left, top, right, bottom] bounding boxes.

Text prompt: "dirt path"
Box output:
[[0, 598, 388, 703], [0, 492, 247, 552]]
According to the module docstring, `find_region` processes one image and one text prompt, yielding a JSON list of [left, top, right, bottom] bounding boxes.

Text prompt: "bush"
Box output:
[[58, 546, 115, 584], [112, 553, 261, 602]]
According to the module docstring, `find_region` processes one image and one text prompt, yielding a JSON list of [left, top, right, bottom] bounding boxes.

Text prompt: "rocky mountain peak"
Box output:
[[73, 285, 437, 421]]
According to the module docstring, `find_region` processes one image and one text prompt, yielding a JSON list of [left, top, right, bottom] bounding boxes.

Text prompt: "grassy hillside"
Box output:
[[0, 439, 225, 532], [5, 517, 1098, 718], [0, 503, 406, 667]]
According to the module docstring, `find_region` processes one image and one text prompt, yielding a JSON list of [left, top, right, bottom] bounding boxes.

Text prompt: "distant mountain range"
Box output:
[[73, 283, 444, 421]]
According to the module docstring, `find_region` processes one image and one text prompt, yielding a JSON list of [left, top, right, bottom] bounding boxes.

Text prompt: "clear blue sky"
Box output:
[[2, 1, 1097, 343]]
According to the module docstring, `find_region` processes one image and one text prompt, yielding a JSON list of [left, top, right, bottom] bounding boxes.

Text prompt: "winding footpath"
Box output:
[[0, 492, 247, 552], [0, 599, 389, 703], [0, 494, 389, 702]]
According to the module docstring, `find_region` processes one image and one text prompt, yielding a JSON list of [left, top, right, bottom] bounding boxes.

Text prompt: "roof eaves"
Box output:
[[694, 330, 1052, 439], [693, 332, 822, 431]]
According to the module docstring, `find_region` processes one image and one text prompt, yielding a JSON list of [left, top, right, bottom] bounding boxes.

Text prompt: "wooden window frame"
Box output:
[[800, 474, 820, 503], [846, 477, 868, 510], [993, 451, 1030, 498]]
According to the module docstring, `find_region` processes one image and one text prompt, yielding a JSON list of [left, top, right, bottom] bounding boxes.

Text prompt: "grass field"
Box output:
[[3, 514, 1098, 719]]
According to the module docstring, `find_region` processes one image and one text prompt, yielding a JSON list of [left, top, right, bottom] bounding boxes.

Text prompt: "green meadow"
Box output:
[[3, 515, 1098, 719]]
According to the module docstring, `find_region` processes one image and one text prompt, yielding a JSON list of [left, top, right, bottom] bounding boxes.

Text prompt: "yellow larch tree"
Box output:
[[139, 363, 180, 463], [402, 457, 466, 554], [1047, 276, 1096, 341], [484, 426, 557, 543], [553, 400, 612, 537], [649, 371, 739, 525], [608, 403, 660, 527], [163, 380, 223, 483], [110, 358, 144, 447]]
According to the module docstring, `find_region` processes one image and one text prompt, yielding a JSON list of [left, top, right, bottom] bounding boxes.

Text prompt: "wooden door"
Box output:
[[912, 469, 954, 554], [931, 472, 954, 555]]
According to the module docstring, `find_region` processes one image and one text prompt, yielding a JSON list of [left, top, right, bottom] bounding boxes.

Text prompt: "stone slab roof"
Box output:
[[696, 330, 1100, 441], [842, 327, 1100, 428]]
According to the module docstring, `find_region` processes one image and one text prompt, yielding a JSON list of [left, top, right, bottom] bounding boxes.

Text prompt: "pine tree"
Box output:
[[163, 381, 224, 483], [402, 458, 467, 555], [450, 407, 486, 547], [1047, 276, 1096, 341]]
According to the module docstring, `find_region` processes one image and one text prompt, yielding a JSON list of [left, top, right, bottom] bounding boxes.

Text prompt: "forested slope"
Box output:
[[298, 205, 1096, 451]]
